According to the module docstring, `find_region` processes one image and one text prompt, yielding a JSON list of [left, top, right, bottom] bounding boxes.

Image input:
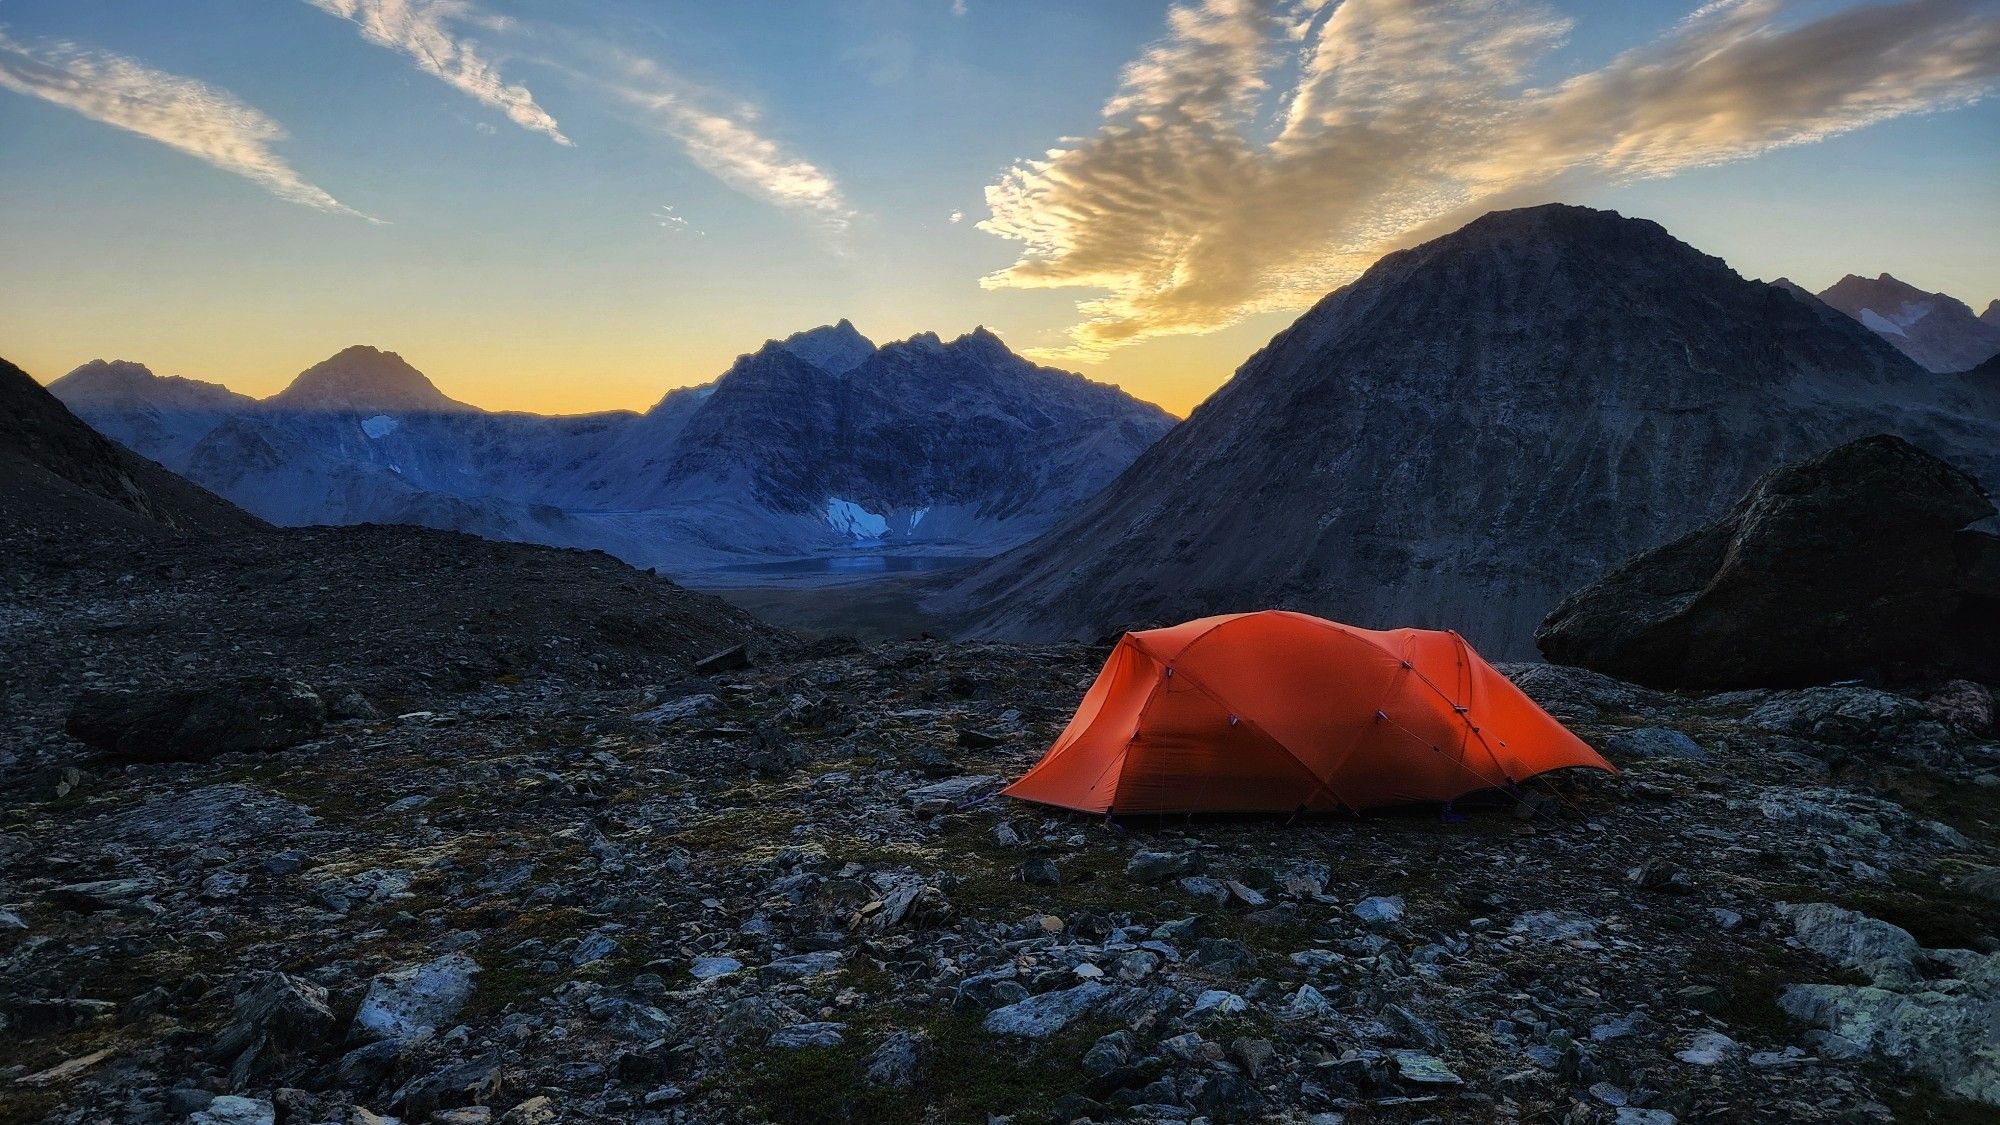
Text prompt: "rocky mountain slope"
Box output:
[[0, 357, 259, 541], [938, 205, 2000, 656], [4, 561, 1996, 1122], [6, 352, 1999, 1122], [1817, 274, 2000, 373], [48, 327, 1175, 578]]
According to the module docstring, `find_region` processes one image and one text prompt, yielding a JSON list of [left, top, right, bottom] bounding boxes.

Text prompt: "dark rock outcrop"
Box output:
[[66, 678, 329, 761], [1537, 435, 2000, 688]]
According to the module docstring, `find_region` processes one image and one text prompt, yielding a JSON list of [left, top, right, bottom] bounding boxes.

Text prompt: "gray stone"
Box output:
[[1606, 727, 1706, 760], [768, 1022, 847, 1049], [902, 775, 1000, 807], [1081, 1030, 1135, 1076], [1781, 981, 2000, 1105], [864, 1030, 924, 1087], [1390, 1050, 1462, 1085], [1126, 850, 1195, 882], [353, 953, 479, 1040], [1782, 902, 1919, 985], [1281, 984, 1333, 1020], [209, 972, 334, 1082], [981, 981, 1112, 1039], [1353, 895, 1405, 927], [690, 955, 742, 980], [636, 694, 721, 724], [1510, 910, 1598, 942], [1749, 687, 1947, 755], [572, 929, 621, 966], [1674, 1030, 1738, 1066], [765, 951, 841, 978], [189, 1096, 275, 1125], [1190, 989, 1247, 1016]]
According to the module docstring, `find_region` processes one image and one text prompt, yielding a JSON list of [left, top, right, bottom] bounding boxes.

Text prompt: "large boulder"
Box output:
[[65, 677, 326, 761], [1538, 435, 2000, 688]]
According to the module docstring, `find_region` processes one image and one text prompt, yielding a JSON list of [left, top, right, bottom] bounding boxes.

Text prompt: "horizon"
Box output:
[[4, 0, 1999, 416], [25, 215, 2000, 420]]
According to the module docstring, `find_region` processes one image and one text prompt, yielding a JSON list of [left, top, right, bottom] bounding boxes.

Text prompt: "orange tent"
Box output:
[[1004, 611, 1612, 814]]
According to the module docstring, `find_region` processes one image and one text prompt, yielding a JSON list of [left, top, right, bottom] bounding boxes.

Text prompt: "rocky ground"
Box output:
[[3, 544, 1999, 1123]]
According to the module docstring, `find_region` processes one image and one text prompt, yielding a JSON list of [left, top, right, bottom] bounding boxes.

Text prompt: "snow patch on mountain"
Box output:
[[824, 498, 888, 540], [1858, 309, 1909, 338], [1819, 274, 2000, 372], [361, 415, 399, 439]]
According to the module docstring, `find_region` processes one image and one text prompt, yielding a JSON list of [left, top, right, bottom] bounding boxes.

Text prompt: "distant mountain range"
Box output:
[[936, 204, 2000, 656], [48, 324, 1175, 576], [1813, 273, 2000, 373]]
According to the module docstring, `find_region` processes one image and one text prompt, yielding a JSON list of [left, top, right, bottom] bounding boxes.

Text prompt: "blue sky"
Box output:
[[2, 0, 1996, 414]]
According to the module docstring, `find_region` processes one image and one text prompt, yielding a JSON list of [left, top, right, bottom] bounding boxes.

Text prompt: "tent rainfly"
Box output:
[[1004, 611, 1613, 815]]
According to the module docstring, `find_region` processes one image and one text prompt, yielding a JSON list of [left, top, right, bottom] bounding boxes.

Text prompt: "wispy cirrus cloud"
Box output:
[[599, 52, 856, 233], [303, 0, 571, 145], [982, 0, 2000, 360], [0, 30, 370, 219]]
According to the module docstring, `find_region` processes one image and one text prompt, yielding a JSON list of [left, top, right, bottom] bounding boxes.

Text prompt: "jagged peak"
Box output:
[[775, 319, 877, 375]]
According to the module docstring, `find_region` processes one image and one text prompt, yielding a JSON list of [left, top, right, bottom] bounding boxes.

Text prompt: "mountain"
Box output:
[[48, 359, 257, 468], [1, 356, 259, 539], [1816, 273, 2000, 373], [265, 345, 474, 413], [936, 204, 2000, 655], [1984, 299, 2000, 326], [48, 327, 1174, 576]]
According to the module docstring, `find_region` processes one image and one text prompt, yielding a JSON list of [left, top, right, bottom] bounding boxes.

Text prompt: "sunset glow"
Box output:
[[4, 0, 1997, 417]]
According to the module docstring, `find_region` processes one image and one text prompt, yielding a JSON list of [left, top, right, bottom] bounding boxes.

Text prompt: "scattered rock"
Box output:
[[1353, 895, 1405, 927], [863, 1030, 924, 1087], [1781, 902, 1919, 985], [981, 981, 1112, 1039], [1126, 851, 1196, 882], [768, 1022, 847, 1049], [189, 1096, 275, 1125], [1606, 727, 1706, 761], [353, 953, 480, 1040], [1391, 1050, 1462, 1085]]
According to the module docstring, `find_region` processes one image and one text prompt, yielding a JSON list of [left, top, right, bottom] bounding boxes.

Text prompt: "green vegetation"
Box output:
[[728, 1008, 1111, 1124]]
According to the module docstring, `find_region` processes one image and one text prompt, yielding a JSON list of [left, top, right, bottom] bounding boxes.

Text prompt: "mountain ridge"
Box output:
[[50, 324, 1176, 575], [1816, 272, 2000, 373]]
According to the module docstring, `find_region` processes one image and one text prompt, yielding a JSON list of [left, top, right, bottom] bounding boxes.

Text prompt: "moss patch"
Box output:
[[729, 1008, 1109, 1125]]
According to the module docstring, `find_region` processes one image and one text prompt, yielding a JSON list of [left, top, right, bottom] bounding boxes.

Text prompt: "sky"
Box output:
[[2, 0, 1997, 418]]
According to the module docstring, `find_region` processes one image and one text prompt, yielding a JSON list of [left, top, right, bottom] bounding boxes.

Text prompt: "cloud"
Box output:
[[600, 54, 855, 232], [0, 31, 370, 218], [304, 0, 571, 144], [652, 202, 703, 236], [949, 209, 964, 223], [981, 0, 2000, 359]]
